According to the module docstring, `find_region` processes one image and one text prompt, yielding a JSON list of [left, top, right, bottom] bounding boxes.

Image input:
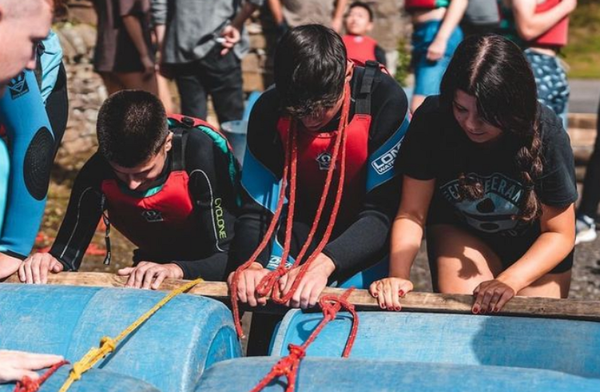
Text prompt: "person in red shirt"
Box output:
[[342, 1, 387, 67]]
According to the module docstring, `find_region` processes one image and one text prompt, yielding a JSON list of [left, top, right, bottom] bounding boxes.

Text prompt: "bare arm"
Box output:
[[511, 0, 576, 41], [267, 0, 284, 25], [427, 0, 469, 61], [389, 176, 436, 279], [220, 1, 261, 55], [497, 203, 575, 292], [231, 1, 261, 31], [369, 176, 435, 311], [331, 0, 349, 32], [472, 202, 575, 313], [122, 15, 153, 73], [154, 24, 166, 52]]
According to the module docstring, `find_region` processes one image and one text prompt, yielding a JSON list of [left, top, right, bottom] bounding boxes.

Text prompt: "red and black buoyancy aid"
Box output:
[[532, 0, 569, 48], [343, 35, 378, 66], [405, 0, 449, 12], [275, 62, 381, 227], [100, 115, 231, 262]]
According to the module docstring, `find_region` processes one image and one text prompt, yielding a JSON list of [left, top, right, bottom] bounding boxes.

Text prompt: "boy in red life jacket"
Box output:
[[227, 25, 409, 354], [18, 90, 239, 288], [342, 2, 387, 67]]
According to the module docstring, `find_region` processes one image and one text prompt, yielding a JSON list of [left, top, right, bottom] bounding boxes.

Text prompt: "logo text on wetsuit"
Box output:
[[214, 198, 227, 239], [7, 72, 29, 99], [316, 152, 333, 171], [372, 139, 402, 175], [141, 210, 164, 223]]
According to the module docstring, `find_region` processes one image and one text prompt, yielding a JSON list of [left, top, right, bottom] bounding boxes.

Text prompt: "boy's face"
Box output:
[[299, 101, 344, 132], [297, 62, 354, 132], [345, 6, 372, 36], [109, 133, 173, 192]]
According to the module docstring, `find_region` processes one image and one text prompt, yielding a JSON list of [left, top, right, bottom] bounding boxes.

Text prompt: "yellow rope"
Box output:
[[58, 278, 203, 392]]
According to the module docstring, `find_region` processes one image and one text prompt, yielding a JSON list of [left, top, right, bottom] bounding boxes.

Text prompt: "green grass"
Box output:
[[562, 2, 600, 79]]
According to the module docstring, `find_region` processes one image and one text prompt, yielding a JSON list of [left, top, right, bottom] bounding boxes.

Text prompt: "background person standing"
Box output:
[[152, 0, 262, 126]]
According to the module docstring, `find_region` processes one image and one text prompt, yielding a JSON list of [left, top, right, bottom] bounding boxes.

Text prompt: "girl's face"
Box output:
[[453, 90, 503, 144]]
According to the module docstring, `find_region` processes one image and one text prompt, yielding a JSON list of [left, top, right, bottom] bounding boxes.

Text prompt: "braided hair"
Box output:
[[440, 34, 542, 222]]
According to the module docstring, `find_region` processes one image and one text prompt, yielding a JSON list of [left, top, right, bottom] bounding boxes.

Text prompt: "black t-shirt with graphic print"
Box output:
[[398, 96, 577, 242]]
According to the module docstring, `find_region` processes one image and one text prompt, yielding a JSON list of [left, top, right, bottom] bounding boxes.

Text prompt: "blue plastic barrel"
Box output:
[[0, 284, 241, 392], [195, 357, 600, 391], [270, 311, 600, 377], [0, 369, 161, 392]]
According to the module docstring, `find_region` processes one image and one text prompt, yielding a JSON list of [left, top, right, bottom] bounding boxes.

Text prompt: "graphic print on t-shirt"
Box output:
[[440, 173, 525, 234]]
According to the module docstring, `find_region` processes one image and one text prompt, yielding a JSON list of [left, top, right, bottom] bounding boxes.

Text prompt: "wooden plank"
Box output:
[[6, 272, 600, 321]]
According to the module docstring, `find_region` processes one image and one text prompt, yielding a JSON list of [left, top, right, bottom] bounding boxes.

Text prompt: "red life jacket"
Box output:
[[100, 116, 228, 261], [343, 35, 378, 65], [531, 0, 569, 48], [405, 0, 449, 12], [275, 63, 380, 227]]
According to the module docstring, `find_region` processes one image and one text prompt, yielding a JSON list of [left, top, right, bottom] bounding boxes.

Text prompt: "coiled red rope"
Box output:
[[249, 287, 359, 392], [230, 82, 352, 338], [13, 360, 69, 392]]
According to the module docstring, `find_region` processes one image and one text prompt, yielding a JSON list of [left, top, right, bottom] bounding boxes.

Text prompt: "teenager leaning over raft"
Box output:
[[227, 25, 409, 354], [19, 90, 239, 288], [371, 34, 577, 314]]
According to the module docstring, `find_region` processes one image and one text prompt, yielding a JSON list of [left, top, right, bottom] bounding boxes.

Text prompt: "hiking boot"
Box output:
[[575, 214, 597, 245]]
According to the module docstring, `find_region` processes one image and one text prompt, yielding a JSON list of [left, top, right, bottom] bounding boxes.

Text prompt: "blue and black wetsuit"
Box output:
[[48, 116, 240, 281], [229, 63, 409, 357], [228, 64, 410, 283], [0, 31, 68, 260]]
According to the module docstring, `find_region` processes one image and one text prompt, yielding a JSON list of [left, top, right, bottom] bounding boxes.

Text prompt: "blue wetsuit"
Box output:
[[0, 31, 68, 259]]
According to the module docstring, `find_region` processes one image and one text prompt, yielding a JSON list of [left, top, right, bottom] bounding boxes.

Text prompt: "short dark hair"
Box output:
[[348, 1, 374, 21], [440, 34, 543, 221], [96, 90, 168, 167], [274, 24, 347, 117]]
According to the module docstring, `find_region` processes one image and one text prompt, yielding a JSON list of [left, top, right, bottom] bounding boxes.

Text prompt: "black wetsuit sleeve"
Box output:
[[375, 45, 387, 68], [49, 153, 108, 270], [45, 63, 68, 158], [226, 89, 284, 272], [170, 131, 239, 281], [323, 72, 408, 280]]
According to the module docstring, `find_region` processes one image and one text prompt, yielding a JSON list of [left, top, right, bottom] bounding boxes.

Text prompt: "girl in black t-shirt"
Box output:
[[370, 34, 577, 313]]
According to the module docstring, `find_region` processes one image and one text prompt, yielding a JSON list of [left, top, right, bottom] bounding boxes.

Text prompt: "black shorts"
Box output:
[[426, 221, 573, 274]]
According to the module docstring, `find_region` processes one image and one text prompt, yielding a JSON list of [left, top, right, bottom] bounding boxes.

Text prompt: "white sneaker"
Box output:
[[575, 215, 597, 245]]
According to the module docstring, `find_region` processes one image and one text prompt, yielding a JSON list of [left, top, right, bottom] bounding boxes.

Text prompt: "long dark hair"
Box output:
[[440, 34, 542, 222]]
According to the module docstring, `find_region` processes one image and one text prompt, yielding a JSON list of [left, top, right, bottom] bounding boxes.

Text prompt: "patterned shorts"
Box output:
[[524, 49, 570, 118]]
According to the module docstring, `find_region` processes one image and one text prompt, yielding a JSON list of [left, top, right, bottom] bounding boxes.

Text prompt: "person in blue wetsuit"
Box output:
[[0, 0, 66, 383], [227, 25, 409, 355], [19, 90, 240, 288], [0, 24, 68, 279]]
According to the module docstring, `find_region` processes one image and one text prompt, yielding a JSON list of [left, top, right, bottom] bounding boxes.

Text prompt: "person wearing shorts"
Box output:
[[371, 35, 576, 314], [406, 0, 467, 112]]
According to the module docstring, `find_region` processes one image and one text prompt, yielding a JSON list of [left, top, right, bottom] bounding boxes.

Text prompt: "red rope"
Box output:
[[250, 288, 359, 392], [258, 83, 352, 304], [13, 360, 69, 392], [230, 117, 295, 338], [231, 78, 353, 338]]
